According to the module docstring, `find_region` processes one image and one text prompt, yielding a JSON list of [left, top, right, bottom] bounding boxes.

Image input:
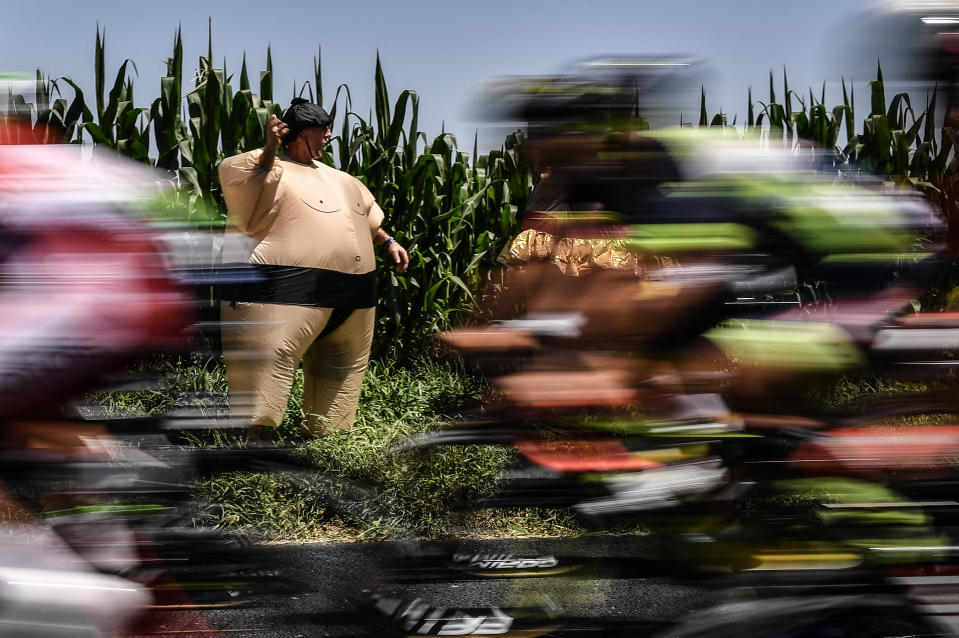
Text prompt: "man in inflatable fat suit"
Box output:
[[218, 98, 409, 439]]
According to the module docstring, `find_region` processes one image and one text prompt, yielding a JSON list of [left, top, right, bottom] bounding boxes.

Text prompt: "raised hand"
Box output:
[[265, 114, 288, 152]]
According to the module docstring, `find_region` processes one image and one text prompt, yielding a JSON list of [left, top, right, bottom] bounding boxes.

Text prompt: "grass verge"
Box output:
[[94, 354, 589, 541], [92, 354, 959, 542]]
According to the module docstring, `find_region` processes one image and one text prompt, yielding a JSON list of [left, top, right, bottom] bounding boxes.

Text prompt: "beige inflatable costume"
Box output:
[[218, 99, 406, 436]]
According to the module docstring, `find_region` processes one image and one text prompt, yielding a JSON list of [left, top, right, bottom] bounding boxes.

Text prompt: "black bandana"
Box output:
[[281, 98, 332, 145]]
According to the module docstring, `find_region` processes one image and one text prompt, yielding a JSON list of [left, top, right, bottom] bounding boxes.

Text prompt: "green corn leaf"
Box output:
[[935, 127, 958, 173], [374, 51, 391, 138], [911, 140, 933, 176], [227, 90, 252, 154], [169, 26, 183, 102], [178, 133, 194, 164], [101, 59, 138, 145], [447, 274, 474, 302], [259, 45, 273, 102], [385, 89, 415, 150], [905, 111, 925, 147], [243, 107, 263, 150], [57, 76, 94, 143], [812, 104, 828, 147], [95, 25, 105, 119], [314, 46, 322, 107], [34, 70, 51, 126], [47, 96, 69, 141], [870, 60, 885, 117], [783, 66, 791, 120], [863, 113, 892, 172], [842, 77, 855, 145], [924, 84, 938, 147], [405, 93, 421, 171], [81, 121, 110, 145], [178, 166, 201, 193], [887, 92, 914, 130], [891, 129, 909, 176], [239, 52, 250, 92], [206, 18, 213, 76], [118, 104, 146, 143], [472, 130, 478, 174], [793, 110, 809, 139], [699, 86, 707, 127]]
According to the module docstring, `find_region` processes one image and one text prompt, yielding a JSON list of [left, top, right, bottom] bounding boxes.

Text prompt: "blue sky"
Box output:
[[2, 0, 905, 151]]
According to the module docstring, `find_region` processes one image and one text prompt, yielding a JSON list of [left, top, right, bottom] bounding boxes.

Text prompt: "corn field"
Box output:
[[4, 26, 532, 360], [696, 64, 959, 303], [10, 27, 959, 358], [697, 65, 958, 205]]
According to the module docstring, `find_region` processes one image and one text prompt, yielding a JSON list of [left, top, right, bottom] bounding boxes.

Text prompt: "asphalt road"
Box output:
[[197, 535, 725, 637]]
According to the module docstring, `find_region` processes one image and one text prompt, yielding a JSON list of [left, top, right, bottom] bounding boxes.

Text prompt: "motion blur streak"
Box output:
[[0, 112, 309, 636], [356, 52, 959, 638]]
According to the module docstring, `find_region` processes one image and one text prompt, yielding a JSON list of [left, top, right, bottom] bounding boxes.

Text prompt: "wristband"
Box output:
[[382, 236, 396, 248]]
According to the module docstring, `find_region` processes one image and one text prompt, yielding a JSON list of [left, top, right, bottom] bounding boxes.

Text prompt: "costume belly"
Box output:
[[250, 159, 377, 273]]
